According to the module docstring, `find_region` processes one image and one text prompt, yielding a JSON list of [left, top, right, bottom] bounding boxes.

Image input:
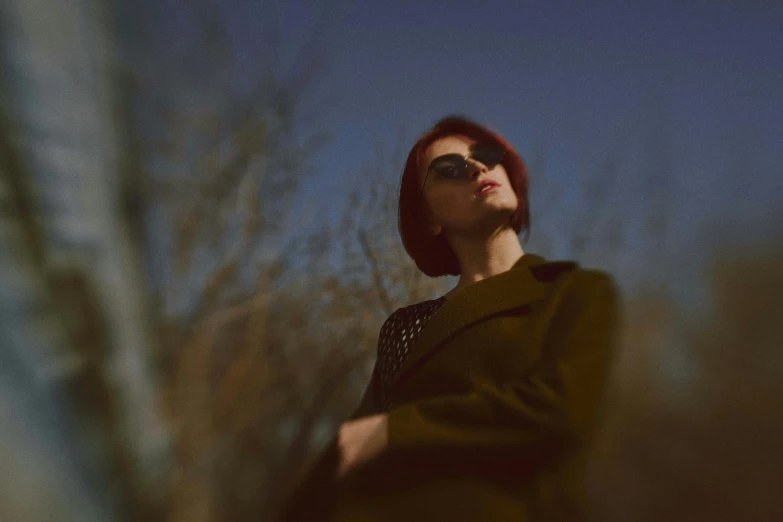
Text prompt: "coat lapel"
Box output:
[[392, 253, 555, 388]]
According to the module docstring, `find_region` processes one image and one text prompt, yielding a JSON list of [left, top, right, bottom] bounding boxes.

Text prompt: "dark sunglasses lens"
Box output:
[[431, 155, 467, 179], [472, 143, 505, 167]]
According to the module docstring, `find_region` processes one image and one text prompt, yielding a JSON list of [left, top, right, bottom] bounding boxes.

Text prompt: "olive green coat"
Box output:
[[280, 253, 621, 522]]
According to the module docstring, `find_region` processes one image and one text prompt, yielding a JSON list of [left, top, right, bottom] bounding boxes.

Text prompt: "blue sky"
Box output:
[[153, 0, 783, 314]]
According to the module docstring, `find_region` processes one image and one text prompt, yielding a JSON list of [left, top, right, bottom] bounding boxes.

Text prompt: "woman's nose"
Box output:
[[469, 161, 488, 179]]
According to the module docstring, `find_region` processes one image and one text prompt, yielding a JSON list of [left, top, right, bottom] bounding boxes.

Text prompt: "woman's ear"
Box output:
[[430, 222, 443, 236]]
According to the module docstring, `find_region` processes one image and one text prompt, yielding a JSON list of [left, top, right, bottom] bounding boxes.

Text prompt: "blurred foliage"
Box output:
[[589, 240, 783, 521]]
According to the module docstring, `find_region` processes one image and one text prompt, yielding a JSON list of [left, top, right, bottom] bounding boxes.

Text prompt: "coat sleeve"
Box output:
[[385, 271, 621, 457]]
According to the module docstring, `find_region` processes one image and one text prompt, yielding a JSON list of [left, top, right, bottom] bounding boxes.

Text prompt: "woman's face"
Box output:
[[418, 134, 518, 238]]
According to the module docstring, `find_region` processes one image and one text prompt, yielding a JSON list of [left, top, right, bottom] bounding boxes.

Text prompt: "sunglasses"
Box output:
[[426, 142, 506, 182]]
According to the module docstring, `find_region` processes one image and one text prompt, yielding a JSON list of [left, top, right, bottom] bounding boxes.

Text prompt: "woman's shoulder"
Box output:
[[526, 255, 616, 286], [536, 262, 621, 314], [523, 257, 620, 313]]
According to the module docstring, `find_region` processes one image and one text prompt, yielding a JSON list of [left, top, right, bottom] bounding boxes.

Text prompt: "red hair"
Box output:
[[398, 115, 530, 277]]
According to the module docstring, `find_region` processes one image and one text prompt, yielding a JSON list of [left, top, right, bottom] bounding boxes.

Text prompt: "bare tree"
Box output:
[[116, 1, 342, 520]]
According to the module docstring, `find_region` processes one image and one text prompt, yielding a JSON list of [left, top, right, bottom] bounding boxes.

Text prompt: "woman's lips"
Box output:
[[475, 184, 499, 196]]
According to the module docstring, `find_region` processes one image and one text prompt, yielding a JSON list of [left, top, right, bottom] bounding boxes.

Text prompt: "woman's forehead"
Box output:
[[425, 135, 476, 160]]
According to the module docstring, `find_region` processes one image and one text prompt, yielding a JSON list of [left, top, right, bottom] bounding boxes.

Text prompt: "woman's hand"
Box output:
[[336, 413, 389, 480]]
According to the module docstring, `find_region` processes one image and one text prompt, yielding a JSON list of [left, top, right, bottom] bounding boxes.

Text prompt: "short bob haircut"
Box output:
[[398, 115, 530, 277]]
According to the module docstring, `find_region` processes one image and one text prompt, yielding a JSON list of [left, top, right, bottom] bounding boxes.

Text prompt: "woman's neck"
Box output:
[[445, 227, 525, 300]]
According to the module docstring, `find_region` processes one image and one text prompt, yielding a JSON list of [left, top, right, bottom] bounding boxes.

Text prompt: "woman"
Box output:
[[280, 116, 621, 522]]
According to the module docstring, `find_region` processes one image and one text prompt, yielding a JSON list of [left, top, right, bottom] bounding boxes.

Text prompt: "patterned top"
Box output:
[[375, 295, 448, 411]]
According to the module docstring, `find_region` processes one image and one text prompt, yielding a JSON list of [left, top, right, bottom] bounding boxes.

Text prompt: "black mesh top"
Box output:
[[374, 295, 448, 411]]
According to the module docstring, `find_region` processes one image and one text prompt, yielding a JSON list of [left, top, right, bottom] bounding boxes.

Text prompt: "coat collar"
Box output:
[[392, 253, 578, 389]]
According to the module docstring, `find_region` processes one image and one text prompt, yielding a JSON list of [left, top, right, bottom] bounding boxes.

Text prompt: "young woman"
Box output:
[[280, 116, 621, 522]]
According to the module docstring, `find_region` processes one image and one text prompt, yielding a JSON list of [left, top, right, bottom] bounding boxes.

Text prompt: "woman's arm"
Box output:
[[384, 271, 620, 458]]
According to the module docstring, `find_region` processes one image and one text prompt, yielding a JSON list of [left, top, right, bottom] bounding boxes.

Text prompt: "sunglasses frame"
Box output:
[[419, 142, 506, 205]]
